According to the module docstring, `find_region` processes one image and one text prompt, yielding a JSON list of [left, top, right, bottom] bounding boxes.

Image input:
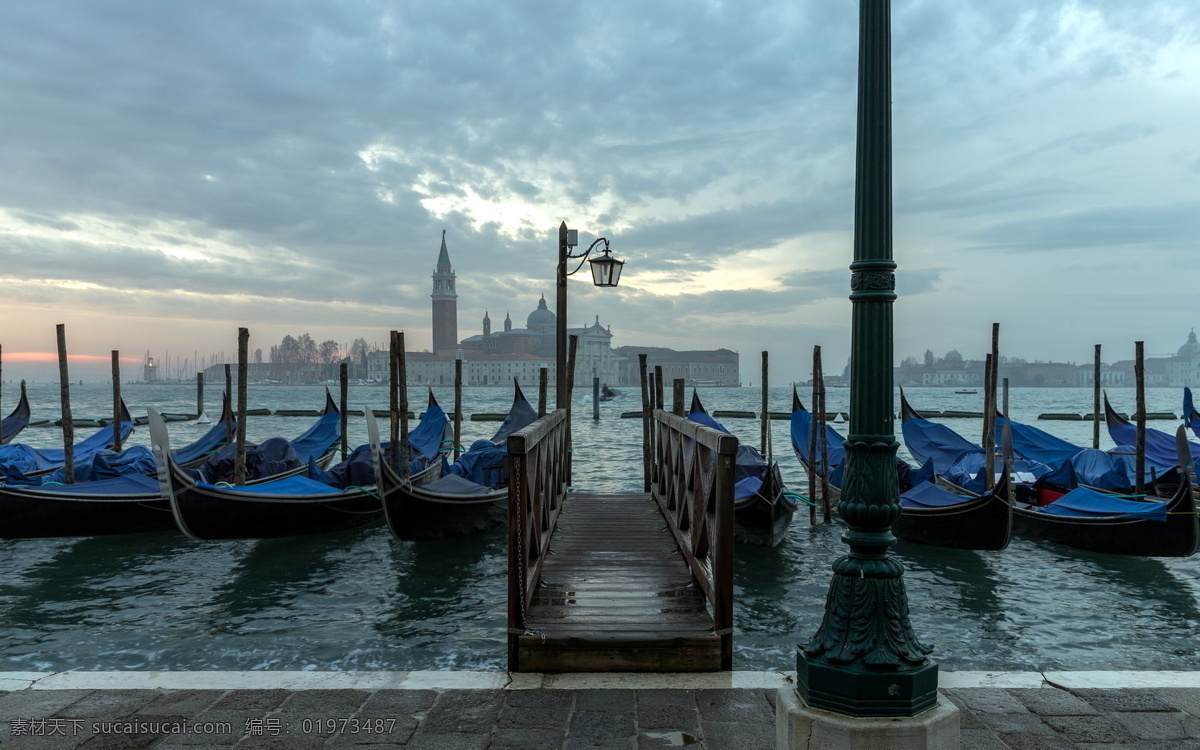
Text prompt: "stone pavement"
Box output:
[[0, 672, 1198, 749]]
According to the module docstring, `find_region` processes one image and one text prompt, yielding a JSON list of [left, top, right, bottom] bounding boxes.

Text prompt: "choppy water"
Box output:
[[1, 382, 1198, 673]]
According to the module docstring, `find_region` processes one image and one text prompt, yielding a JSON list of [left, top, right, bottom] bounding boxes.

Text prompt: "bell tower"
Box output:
[[431, 231, 458, 354]]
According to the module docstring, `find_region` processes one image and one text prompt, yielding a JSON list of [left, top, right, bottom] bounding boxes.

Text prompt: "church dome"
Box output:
[[526, 295, 556, 331], [1178, 329, 1200, 358]]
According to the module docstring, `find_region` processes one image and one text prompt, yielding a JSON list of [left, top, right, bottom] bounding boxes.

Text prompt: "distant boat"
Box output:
[[954, 389, 978, 394]]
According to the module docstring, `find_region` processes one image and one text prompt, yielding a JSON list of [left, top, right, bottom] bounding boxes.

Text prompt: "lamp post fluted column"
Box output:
[[796, 0, 937, 718]]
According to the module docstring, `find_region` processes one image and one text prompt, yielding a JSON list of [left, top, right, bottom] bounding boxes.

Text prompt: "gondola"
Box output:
[[150, 408, 383, 540], [600, 384, 621, 402], [894, 474, 1013, 551], [0, 399, 135, 480], [1, 381, 32, 444], [1009, 426, 1199, 557], [1104, 392, 1200, 486], [0, 395, 341, 539], [789, 388, 847, 508], [376, 380, 537, 540], [795, 391, 1012, 550], [1185, 387, 1200, 440], [689, 391, 794, 547]]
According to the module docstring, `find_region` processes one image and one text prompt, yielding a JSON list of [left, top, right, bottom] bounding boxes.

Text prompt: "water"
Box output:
[[2, 382, 1198, 673]]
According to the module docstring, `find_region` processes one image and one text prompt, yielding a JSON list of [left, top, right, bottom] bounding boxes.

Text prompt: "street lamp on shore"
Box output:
[[795, 0, 939, 720]]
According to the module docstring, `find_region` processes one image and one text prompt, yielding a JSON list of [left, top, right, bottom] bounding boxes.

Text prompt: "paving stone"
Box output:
[[496, 702, 570, 730], [635, 703, 700, 732], [945, 687, 1030, 714], [356, 689, 437, 718], [4, 717, 98, 750], [997, 734, 1078, 750], [1043, 714, 1137, 744], [1073, 688, 1178, 713], [694, 688, 772, 723], [568, 710, 635, 739], [183, 709, 277, 746], [701, 719, 775, 749], [0, 690, 93, 721], [420, 690, 503, 734], [563, 738, 635, 750], [137, 690, 224, 716], [976, 710, 1055, 735], [959, 728, 1012, 750], [1111, 711, 1192, 741], [404, 732, 490, 750], [1010, 686, 1102, 716], [278, 689, 371, 718], [941, 691, 986, 730], [636, 690, 696, 708], [1156, 689, 1200, 718], [505, 689, 572, 711], [54, 690, 159, 719], [210, 690, 292, 712], [575, 690, 636, 714], [488, 727, 565, 748]]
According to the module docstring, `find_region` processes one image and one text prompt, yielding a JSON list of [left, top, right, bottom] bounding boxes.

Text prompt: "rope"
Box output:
[[782, 490, 818, 507]]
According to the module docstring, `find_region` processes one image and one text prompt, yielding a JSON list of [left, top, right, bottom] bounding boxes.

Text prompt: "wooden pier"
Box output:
[[507, 408, 735, 672]]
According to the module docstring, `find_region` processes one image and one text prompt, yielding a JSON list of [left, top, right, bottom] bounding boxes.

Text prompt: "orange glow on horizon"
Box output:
[[4, 352, 141, 364]]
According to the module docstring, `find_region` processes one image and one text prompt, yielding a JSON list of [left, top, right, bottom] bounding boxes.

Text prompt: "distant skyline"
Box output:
[[2, 2, 1198, 383]]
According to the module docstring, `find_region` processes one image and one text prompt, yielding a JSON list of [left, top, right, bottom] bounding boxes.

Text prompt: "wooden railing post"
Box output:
[[648, 409, 736, 670], [506, 408, 570, 672]]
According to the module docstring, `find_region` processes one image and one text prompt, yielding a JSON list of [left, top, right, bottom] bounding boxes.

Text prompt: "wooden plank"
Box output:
[[519, 490, 722, 672]]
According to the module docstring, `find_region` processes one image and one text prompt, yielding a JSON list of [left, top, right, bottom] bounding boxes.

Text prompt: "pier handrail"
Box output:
[[506, 408, 569, 668], [650, 408, 736, 669]]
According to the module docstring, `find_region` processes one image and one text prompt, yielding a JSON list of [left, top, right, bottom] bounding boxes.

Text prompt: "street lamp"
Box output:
[[556, 221, 624, 410], [795, 0, 938, 719]]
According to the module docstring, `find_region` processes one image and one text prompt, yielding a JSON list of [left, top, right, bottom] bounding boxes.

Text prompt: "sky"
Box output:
[[1, 0, 1198, 383]]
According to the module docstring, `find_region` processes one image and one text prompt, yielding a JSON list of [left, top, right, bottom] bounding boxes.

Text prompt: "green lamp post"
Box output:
[[795, 0, 938, 718]]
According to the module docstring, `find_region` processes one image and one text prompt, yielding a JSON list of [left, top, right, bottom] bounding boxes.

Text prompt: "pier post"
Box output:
[[790, 0, 950, 733], [455, 352, 464, 460], [111, 350, 122, 452], [593, 374, 600, 420], [56, 324, 75, 484], [196, 372, 204, 419], [234, 328, 248, 486], [672, 379, 685, 416], [1093, 344, 1101, 449], [339, 363, 349, 458], [639, 353, 651, 492]]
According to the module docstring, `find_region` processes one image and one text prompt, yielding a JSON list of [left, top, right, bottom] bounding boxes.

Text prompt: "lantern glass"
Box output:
[[589, 255, 624, 287]]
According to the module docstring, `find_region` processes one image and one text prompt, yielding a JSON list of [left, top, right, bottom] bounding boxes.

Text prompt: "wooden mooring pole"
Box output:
[[639, 353, 651, 493], [672, 379, 685, 416], [56, 324, 75, 484], [760, 351, 769, 454], [398, 332, 410, 479], [234, 327, 249, 486], [1093, 344, 1102, 450], [809, 347, 819, 526], [654, 365, 664, 411], [566, 334, 579, 485], [537, 364, 547, 418], [196, 372, 204, 419], [339, 362, 349, 458], [224, 364, 234, 445], [389, 331, 400, 473], [1135, 341, 1146, 496], [592, 374, 600, 420], [454, 355, 463, 460], [111, 350, 122, 452]]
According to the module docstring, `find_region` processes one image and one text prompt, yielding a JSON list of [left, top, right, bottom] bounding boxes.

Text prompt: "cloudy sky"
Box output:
[[1, 0, 1197, 382]]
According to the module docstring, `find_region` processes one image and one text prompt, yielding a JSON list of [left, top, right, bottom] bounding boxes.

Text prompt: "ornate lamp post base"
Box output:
[[797, 652, 939, 718], [777, 688, 961, 750]]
